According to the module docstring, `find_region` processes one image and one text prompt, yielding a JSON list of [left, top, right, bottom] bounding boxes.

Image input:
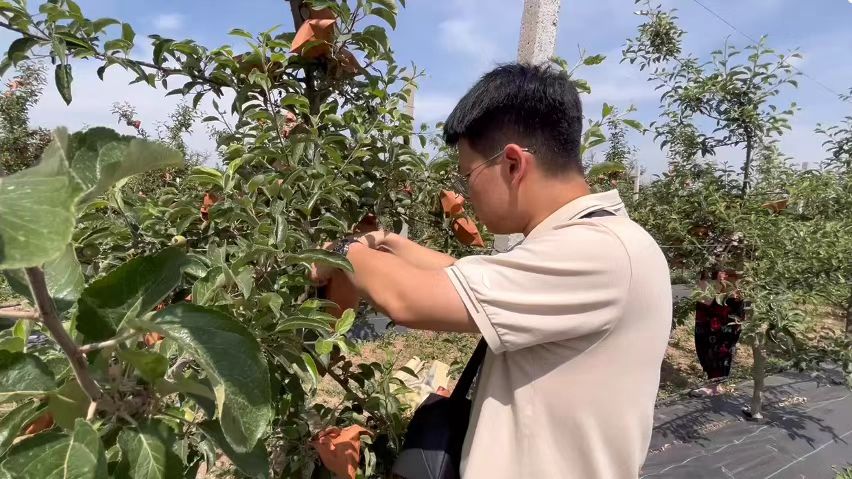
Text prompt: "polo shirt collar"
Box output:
[[525, 189, 626, 241]]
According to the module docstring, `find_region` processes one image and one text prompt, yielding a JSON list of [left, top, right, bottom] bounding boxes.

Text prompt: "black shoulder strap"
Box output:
[[580, 209, 616, 219], [451, 208, 615, 399], [451, 339, 487, 399]]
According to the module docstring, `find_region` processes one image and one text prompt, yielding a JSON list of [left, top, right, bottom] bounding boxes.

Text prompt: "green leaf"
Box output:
[[121, 23, 136, 44], [601, 102, 613, 119], [51, 38, 67, 63], [197, 421, 270, 479], [0, 335, 24, 353], [228, 28, 254, 39], [0, 58, 11, 78], [335, 308, 356, 335], [103, 39, 131, 52], [0, 130, 75, 270], [300, 352, 319, 388], [373, 0, 399, 13], [186, 166, 224, 188], [285, 249, 353, 273], [152, 39, 172, 67], [234, 267, 253, 300], [92, 17, 120, 32], [623, 119, 645, 132], [54, 64, 73, 105], [0, 401, 42, 456], [117, 421, 181, 479], [370, 6, 396, 29], [273, 316, 333, 333], [315, 339, 333, 356], [191, 267, 226, 306], [3, 245, 84, 316], [0, 352, 55, 403], [582, 54, 606, 66], [75, 137, 184, 205], [7, 38, 39, 65], [0, 419, 106, 479], [141, 304, 272, 452], [587, 161, 628, 178], [47, 380, 89, 430], [75, 248, 188, 341], [572, 79, 591, 94], [119, 349, 168, 383], [280, 94, 310, 113]]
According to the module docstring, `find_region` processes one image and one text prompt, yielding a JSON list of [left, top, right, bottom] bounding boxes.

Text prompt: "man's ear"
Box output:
[[504, 143, 530, 186]]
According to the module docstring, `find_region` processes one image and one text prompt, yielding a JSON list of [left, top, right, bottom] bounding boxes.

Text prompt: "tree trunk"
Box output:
[[288, 0, 307, 29], [741, 134, 754, 197], [287, 0, 321, 116], [749, 335, 766, 420]]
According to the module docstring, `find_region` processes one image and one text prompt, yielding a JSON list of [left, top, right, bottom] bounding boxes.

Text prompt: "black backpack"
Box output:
[[390, 339, 486, 479]]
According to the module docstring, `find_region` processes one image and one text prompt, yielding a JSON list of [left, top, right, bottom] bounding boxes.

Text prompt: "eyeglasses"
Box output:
[[450, 146, 533, 197]]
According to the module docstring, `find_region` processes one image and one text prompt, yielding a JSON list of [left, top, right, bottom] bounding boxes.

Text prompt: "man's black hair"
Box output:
[[443, 63, 583, 175]]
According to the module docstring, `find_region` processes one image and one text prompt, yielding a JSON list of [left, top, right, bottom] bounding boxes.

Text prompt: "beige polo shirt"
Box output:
[[445, 190, 671, 478]]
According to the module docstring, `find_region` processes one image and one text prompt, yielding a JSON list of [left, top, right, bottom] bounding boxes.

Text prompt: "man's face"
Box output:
[[456, 139, 517, 234]]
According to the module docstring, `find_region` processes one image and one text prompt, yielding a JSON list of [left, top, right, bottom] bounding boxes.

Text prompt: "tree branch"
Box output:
[[0, 308, 39, 320], [0, 19, 35, 38], [25, 267, 102, 403], [301, 345, 375, 416], [78, 330, 139, 354], [0, 20, 227, 90]]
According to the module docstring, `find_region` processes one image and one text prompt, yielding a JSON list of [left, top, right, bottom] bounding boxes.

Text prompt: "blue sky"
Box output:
[[5, 0, 852, 174]]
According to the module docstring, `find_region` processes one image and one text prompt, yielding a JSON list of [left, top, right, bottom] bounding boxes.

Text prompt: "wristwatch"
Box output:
[[332, 237, 361, 258]]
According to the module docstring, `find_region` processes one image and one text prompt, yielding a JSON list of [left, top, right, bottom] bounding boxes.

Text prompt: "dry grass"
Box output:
[[315, 330, 479, 406]]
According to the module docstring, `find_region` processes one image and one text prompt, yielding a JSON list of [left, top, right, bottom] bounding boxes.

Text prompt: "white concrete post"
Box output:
[[494, 0, 562, 253], [517, 0, 562, 65], [633, 162, 641, 201]]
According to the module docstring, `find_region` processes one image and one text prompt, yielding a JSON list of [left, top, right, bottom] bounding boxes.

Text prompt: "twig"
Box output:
[[0, 308, 40, 320], [301, 346, 385, 427], [78, 330, 139, 354], [0, 302, 21, 308], [86, 400, 98, 421], [167, 356, 194, 380], [25, 267, 102, 403]]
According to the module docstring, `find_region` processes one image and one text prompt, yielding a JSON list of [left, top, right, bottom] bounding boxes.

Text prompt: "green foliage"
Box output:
[[0, 419, 107, 479], [75, 247, 188, 341], [5, 0, 843, 475], [0, 62, 52, 175], [624, 2, 852, 416], [143, 304, 272, 452], [0, 0, 462, 476]]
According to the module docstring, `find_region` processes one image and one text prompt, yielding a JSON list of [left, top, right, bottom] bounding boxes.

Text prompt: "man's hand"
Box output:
[[309, 241, 336, 286], [308, 230, 389, 286]]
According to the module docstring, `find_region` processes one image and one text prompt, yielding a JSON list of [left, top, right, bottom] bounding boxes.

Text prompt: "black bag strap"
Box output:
[[450, 208, 616, 400], [451, 339, 487, 399]]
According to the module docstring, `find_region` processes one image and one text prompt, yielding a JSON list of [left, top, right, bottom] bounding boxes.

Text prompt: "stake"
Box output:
[[748, 334, 766, 420]]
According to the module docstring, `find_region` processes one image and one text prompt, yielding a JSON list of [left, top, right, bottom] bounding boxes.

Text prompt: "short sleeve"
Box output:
[[445, 225, 631, 353]]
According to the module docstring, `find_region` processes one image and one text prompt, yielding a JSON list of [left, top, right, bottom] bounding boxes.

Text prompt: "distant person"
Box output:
[[691, 270, 746, 397], [310, 63, 672, 478]]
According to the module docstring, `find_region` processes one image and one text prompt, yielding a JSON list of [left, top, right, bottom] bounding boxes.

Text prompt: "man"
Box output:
[[311, 63, 672, 478]]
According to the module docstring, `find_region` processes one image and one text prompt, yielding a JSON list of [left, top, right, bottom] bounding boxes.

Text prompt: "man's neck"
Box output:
[[522, 178, 591, 236]]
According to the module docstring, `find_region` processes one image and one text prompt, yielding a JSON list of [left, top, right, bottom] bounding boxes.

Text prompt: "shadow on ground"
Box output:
[[644, 370, 852, 478]]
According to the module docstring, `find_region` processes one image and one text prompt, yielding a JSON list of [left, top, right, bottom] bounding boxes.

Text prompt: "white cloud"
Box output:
[[29, 59, 218, 162], [153, 13, 184, 31], [437, 18, 500, 68], [414, 92, 460, 125]]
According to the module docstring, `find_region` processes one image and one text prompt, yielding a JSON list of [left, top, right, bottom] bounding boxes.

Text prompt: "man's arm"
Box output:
[[341, 241, 477, 333], [379, 232, 457, 270]]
